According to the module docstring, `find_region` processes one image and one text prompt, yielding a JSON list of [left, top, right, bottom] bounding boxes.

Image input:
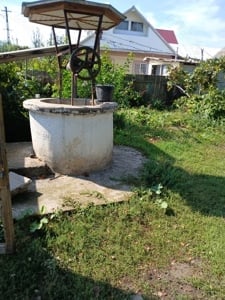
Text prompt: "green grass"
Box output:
[[1, 107, 225, 299]]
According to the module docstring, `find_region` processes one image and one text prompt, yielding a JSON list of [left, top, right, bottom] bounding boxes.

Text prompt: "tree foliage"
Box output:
[[0, 43, 58, 141], [167, 57, 225, 119], [96, 51, 142, 107], [57, 51, 142, 107]]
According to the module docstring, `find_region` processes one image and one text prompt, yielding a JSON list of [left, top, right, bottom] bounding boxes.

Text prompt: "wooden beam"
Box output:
[[0, 94, 15, 254]]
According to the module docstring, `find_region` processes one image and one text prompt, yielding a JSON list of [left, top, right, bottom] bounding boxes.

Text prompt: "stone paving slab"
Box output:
[[6, 142, 52, 178], [9, 172, 32, 196], [7, 142, 40, 169], [7, 143, 146, 219]]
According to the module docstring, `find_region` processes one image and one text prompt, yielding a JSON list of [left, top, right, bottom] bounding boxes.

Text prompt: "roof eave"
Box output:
[[22, 0, 126, 30]]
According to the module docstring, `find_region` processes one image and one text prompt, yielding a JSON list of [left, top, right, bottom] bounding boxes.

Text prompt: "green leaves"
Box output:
[[169, 57, 225, 120], [168, 57, 225, 97], [30, 217, 49, 233], [30, 206, 48, 233], [156, 199, 168, 209], [151, 183, 163, 195]]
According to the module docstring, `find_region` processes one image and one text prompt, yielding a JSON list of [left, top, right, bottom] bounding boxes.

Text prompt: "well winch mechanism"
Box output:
[[69, 46, 101, 80], [22, 0, 126, 105]]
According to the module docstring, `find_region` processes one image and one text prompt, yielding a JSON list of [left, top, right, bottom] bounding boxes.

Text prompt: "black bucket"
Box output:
[[95, 84, 114, 102]]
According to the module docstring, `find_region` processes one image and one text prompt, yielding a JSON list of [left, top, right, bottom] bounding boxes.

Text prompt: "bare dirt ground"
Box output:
[[147, 260, 205, 299], [124, 259, 206, 299]]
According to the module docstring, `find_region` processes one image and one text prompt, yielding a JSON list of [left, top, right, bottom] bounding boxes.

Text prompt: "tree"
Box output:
[[32, 28, 44, 48]]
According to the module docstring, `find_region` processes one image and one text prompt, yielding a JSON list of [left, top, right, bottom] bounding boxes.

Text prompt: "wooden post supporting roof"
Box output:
[[0, 94, 15, 254]]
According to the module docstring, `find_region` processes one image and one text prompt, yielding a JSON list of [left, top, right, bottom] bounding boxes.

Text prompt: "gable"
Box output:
[[112, 6, 175, 55], [113, 7, 148, 36], [82, 6, 175, 57]]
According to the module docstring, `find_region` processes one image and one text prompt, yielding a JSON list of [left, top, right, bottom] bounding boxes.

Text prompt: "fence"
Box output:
[[126, 74, 170, 105]]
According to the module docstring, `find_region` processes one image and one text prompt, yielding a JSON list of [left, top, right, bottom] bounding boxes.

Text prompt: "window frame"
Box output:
[[131, 21, 144, 32], [115, 20, 129, 31]]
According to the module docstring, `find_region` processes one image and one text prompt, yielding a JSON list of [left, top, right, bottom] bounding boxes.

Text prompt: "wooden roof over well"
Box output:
[[22, 0, 126, 31]]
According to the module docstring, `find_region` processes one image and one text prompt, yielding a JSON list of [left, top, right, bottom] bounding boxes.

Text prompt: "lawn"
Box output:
[[1, 107, 225, 299]]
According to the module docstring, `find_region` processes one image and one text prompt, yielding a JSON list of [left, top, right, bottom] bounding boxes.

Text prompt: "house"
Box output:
[[81, 5, 176, 75], [81, 5, 221, 76], [143, 28, 180, 76]]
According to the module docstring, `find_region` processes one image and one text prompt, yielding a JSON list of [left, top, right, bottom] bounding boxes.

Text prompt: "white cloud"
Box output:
[[164, 0, 225, 46], [1, 0, 225, 49], [145, 0, 225, 48]]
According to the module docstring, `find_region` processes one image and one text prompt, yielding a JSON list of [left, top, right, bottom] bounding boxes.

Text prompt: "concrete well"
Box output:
[[23, 98, 117, 175]]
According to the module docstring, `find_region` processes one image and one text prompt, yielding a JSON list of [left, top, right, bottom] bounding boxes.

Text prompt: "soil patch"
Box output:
[[145, 260, 205, 299]]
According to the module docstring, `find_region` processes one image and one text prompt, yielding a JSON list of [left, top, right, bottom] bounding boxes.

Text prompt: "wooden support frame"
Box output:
[[0, 94, 15, 254]]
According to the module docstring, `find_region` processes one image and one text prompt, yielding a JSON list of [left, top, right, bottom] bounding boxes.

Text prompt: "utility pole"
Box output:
[[1, 6, 11, 44]]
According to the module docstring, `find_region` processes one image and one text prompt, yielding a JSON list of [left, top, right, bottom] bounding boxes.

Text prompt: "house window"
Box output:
[[134, 63, 148, 74], [151, 65, 168, 76], [131, 21, 143, 32], [116, 20, 129, 30], [140, 63, 147, 74], [151, 65, 158, 75]]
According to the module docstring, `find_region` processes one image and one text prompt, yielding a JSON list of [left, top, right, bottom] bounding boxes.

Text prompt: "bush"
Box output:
[[0, 59, 54, 141], [168, 58, 225, 120], [57, 51, 142, 107], [178, 89, 225, 119], [96, 51, 142, 107], [0, 62, 31, 141]]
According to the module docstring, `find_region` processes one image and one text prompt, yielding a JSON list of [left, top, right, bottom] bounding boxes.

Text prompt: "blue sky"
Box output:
[[1, 0, 225, 49]]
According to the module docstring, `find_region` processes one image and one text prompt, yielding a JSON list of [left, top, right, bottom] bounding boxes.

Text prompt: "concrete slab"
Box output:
[[7, 143, 146, 219], [6, 142, 52, 177], [9, 172, 32, 196]]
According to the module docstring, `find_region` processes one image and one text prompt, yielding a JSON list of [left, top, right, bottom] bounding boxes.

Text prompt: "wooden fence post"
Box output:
[[0, 94, 15, 254]]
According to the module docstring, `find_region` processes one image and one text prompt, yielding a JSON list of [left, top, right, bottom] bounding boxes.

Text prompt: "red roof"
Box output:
[[156, 29, 178, 44]]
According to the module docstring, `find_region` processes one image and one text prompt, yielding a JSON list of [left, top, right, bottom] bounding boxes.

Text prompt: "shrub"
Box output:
[[96, 52, 142, 107], [168, 58, 225, 120], [179, 89, 225, 119], [57, 51, 142, 107], [0, 55, 55, 141]]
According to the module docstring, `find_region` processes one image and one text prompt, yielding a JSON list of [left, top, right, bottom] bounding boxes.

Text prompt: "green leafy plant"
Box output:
[[182, 89, 225, 119], [29, 206, 62, 233], [30, 206, 49, 233], [95, 51, 142, 107], [167, 65, 189, 95], [168, 57, 225, 120], [30, 216, 49, 233], [168, 57, 225, 96], [133, 183, 169, 212]]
